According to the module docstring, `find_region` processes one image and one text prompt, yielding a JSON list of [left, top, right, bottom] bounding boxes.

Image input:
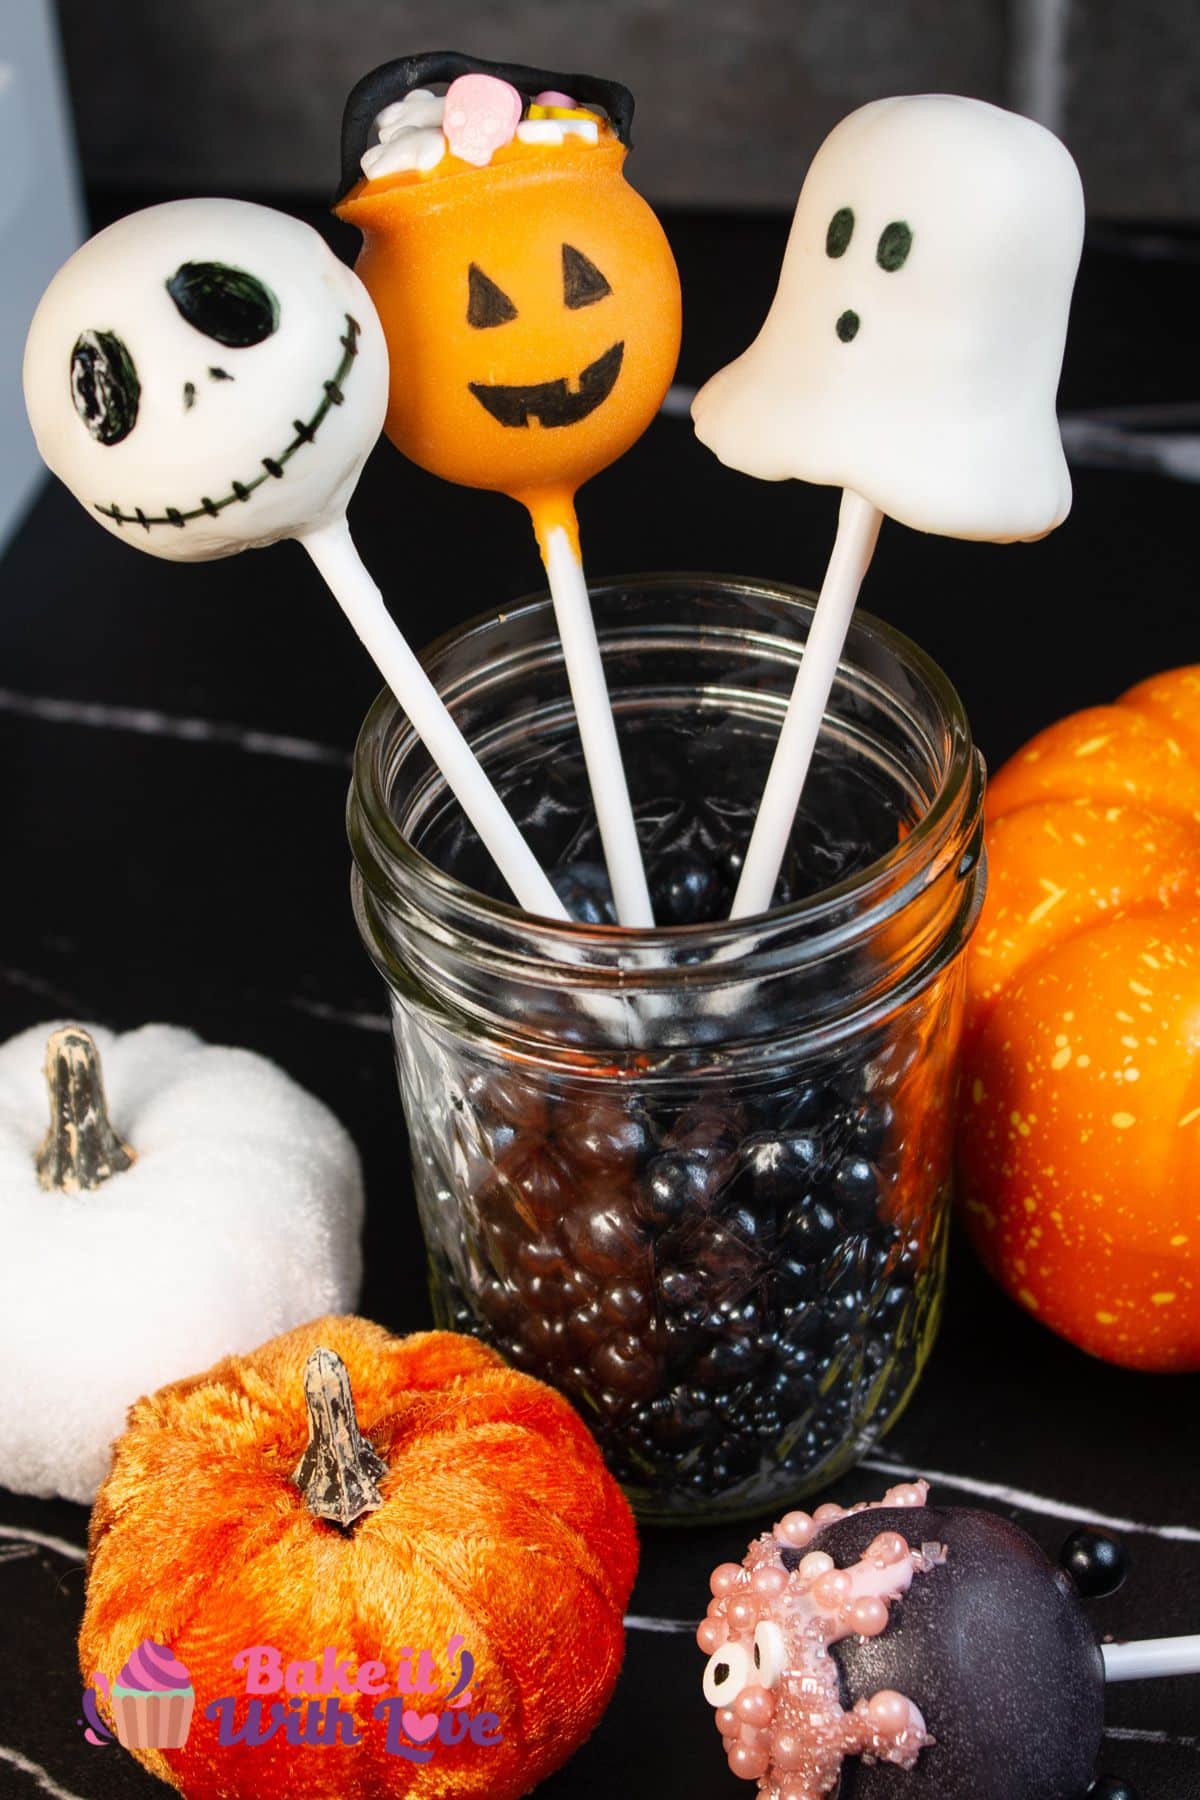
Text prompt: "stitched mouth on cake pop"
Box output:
[[468, 341, 624, 428], [91, 312, 360, 531]]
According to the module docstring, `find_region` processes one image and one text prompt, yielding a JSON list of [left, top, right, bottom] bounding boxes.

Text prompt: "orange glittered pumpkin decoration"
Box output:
[[335, 53, 681, 554], [80, 1315, 637, 1797], [959, 667, 1200, 1370]]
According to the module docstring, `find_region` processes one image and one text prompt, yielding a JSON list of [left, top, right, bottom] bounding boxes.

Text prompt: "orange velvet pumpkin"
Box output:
[[80, 1314, 638, 1797], [959, 667, 1200, 1370]]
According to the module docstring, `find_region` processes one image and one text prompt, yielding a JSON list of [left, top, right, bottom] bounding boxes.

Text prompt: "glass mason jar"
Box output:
[[349, 575, 985, 1524]]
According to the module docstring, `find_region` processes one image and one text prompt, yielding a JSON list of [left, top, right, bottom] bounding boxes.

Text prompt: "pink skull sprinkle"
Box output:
[[443, 74, 523, 168]]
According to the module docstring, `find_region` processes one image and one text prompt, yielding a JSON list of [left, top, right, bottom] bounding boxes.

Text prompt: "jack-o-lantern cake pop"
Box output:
[[699, 1479, 1200, 1800], [336, 52, 683, 926]]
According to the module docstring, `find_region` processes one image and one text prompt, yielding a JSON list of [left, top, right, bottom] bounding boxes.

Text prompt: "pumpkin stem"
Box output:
[[293, 1347, 388, 1529], [36, 1026, 135, 1193]]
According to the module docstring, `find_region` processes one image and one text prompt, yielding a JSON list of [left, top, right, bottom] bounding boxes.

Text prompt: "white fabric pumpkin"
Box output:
[[0, 1021, 363, 1502]]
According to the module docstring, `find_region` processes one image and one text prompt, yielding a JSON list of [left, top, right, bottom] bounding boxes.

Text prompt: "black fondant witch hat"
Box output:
[[336, 50, 635, 203]]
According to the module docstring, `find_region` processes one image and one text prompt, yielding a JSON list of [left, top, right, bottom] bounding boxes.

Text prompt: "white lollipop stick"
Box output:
[[730, 489, 883, 919], [303, 519, 568, 921], [543, 526, 655, 928], [1102, 1636, 1200, 1682]]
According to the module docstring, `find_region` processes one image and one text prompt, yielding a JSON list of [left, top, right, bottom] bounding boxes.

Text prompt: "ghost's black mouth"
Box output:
[[94, 314, 360, 531], [468, 342, 623, 429]]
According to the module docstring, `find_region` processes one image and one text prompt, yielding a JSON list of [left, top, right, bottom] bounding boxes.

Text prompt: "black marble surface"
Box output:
[[1, 198, 1198, 1800]]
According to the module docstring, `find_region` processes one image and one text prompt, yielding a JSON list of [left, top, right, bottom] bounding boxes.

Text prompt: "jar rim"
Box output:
[[351, 570, 979, 952]]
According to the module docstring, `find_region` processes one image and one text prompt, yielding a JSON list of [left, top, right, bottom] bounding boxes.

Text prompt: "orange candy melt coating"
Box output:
[[960, 667, 1200, 1369], [336, 141, 681, 552]]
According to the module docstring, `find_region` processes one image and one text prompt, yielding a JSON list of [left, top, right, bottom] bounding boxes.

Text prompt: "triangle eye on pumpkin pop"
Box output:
[[562, 243, 612, 309], [466, 246, 612, 329], [467, 263, 518, 329]]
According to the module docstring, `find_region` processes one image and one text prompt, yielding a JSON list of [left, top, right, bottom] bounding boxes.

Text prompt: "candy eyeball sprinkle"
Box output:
[[703, 1638, 753, 1707], [752, 1619, 787, 1689]]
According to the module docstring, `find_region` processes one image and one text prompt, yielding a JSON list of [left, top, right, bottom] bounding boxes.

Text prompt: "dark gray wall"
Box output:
[[53, 0, 1198, 216]]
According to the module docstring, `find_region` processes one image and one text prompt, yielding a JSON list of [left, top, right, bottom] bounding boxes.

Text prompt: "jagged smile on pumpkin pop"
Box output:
[[94, 313, 361, 530], [470, 340, 623, 428]]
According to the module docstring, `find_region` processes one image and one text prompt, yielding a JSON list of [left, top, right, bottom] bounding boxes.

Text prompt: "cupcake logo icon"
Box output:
[[82, 1640, 195, 1750]]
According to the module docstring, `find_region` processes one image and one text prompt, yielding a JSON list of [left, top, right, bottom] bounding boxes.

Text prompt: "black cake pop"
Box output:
[[827, 1504, 1102, 1800], [698, 1481, 1192, 1800]]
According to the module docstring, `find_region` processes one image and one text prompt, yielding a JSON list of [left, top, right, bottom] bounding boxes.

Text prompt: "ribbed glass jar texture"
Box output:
[[349, 575, 985, 1524]]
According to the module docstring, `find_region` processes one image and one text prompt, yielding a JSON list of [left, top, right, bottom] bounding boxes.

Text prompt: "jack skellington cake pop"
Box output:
[[700, 1481, 1199, 1800], [23, 197, 569, 918], [23, 198, 388, 559]]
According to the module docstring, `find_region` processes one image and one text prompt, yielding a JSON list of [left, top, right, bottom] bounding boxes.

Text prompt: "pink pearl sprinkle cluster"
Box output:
[[698, 1481, 938, 1800]]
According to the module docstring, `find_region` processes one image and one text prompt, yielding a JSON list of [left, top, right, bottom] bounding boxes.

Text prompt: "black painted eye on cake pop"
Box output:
[[562, 244, 612, 308], [467, 263, 518, 329], [166, 263, 279, 347], [876, 221, 914, 271], [70, 330, 140, 444], [826, 207, 855, 257]]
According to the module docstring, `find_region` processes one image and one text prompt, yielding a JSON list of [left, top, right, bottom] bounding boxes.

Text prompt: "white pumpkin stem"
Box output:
[[36, 1026, 135, 1193], [293, 1347, 388, 1529]]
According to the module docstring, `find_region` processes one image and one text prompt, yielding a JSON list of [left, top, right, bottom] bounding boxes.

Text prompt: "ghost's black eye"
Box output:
[[166, 263, 279, 347], [467, 264, 518, 329], [562, 244, 612, 309], [826, 208, 854, 258], [70, 330, 140, 444], [876, 222, 913, 271]]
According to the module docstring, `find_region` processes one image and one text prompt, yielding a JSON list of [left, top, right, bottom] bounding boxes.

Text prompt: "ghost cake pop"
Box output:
[[336, 52, 683, 926], [23, 197, 567, 919], [699, 1480, 1200, 1800], [692, 96, 1085, 918]]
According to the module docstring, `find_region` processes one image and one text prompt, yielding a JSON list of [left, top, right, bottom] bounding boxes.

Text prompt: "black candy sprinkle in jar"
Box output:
[[349, 575, 986, 1523]]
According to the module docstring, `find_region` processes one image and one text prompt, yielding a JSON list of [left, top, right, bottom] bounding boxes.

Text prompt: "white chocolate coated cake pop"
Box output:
[[22, 197, 570, 920], [692, 96, 1084, 543], [23, 198, 388, 559]]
